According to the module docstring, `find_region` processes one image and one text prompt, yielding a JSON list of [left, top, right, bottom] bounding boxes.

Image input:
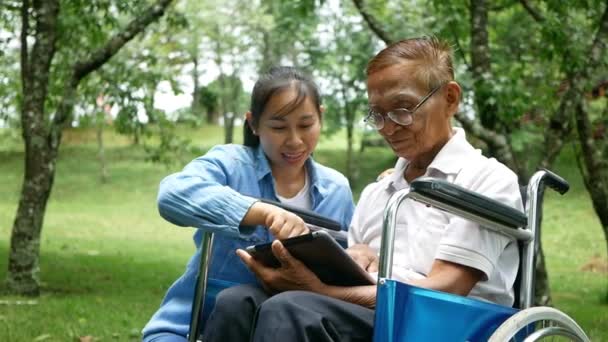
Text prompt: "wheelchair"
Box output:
[[186, 169, 590, 342]]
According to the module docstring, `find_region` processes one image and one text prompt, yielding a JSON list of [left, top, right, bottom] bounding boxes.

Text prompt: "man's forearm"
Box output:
[[317, 284, 377, 309], [406, 260, 483, 296]]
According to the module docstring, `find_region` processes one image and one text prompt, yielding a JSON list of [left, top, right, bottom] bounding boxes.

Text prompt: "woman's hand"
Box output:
[[236, 240, 324, 294], [242, 201, 309, 239], [346, 244, 379, 272]]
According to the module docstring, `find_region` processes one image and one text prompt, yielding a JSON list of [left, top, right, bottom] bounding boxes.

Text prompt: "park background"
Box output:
[[0, 0, 607, 341]]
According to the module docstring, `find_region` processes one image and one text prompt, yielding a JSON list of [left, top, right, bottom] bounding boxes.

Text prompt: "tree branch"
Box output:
[[518, 0, 545, 23], [454, 113, 518, 172], [72, 0, 174, 82], [541, 1, 608, 167], [351, 0, 394, 44], [450, 31, 472, 72], [51, 0, 174, 132]]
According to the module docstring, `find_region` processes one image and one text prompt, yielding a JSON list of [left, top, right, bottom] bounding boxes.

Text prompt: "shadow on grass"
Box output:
[[0, 245, 183, 298], [0, 244, 184, 341]]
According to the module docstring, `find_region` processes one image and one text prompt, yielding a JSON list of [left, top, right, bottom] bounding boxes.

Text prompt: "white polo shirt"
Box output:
[[348, 127, 523, 306]]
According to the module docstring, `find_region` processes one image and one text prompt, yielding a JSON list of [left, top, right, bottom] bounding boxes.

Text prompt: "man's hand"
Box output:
[[236, 240, 324, 294], [242, 202, 309, 239], [346, 244, 379, 272]]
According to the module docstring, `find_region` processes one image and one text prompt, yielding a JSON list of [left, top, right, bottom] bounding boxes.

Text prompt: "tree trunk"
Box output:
[[191, 55, 202, 120], [8, 145, 56, 296], [346, 116, 355, 184], [8, 0, 174, 295], [574, 102, 608, 301], [207, 110, 218, 125], [469, 0, 553, 306], [7, 0, 60, 296], [97, 114, 108, 183], [470, 0, 498, 132], [224, 113, 234, 144], [547, 3, 608, 301]]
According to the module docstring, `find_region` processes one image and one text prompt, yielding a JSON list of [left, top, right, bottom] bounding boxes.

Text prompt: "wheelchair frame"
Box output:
[[187, 169, 590, 342], [376, 169, 589, 341]]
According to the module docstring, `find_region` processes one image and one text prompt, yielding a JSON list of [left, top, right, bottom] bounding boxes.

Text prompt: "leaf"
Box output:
[[34, 334, 52, 341]]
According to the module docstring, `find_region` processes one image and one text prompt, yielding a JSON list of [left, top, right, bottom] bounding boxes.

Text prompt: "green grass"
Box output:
[[0, 126, 606, 341]]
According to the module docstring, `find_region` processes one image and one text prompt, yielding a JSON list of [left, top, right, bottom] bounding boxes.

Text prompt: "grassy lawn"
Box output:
[[0, 126, 606, 341]]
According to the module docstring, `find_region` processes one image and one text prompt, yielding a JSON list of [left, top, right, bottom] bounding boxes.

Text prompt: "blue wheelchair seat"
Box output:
[[374, 279, 517, 342]]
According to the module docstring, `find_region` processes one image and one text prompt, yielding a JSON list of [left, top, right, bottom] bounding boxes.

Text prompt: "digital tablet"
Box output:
[[245, 230, 376, 287]]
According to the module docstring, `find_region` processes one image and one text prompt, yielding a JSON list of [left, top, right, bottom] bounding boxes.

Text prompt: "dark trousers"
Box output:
[[202, 284, 375, 342]]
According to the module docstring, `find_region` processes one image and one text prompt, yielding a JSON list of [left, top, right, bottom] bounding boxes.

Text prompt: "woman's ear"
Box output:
[[245, 111, 257, 135]]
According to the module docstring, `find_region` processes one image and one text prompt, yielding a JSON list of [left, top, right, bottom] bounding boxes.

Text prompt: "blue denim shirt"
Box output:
[[143, 144, 355, 338]]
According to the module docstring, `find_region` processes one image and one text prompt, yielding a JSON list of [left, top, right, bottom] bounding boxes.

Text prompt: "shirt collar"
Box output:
[[254, 145, 273, 181], [383, 127, 476, 190], [426, 127, 476, 175]]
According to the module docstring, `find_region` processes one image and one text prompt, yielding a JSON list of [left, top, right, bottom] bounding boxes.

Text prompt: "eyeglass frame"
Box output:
[[364, 82, 447, 130]]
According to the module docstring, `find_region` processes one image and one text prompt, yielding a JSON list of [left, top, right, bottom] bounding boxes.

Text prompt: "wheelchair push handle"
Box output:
[[538, 168, 569, 195], [258, 199, 343, 231]]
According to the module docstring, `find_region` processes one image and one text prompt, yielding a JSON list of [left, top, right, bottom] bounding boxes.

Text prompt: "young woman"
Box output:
[[142, 66, 355, 342]]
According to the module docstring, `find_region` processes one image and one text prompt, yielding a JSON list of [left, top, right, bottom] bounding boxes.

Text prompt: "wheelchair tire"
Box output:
[[488, 306, 590, 342]]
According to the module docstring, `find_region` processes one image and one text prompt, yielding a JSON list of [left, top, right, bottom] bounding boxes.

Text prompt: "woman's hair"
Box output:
[[366, 36, 454, 90], [244, 66, 322, 147]]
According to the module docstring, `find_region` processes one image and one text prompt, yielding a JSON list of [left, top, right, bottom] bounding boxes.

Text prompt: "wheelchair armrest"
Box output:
[[259, 199, 343, 231], [409, 178, 527, 229], [538, 168, 569, 194]]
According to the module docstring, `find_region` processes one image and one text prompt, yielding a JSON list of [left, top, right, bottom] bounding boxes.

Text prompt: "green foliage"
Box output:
[[365, 0, 607, 176], [114, 105, 142, 136], [307, 1, 377, 137], [143, 115, 193, 168], [195, 86, 219, 121], [207, 74, 248, 119]]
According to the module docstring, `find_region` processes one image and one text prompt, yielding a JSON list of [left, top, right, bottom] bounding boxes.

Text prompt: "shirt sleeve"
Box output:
[[157, 146, 258, 237], [435, 163, 524, 280], [348, 183, 376, 246]]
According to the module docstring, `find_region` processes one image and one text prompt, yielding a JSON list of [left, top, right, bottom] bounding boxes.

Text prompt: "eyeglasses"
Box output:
[[364, 83, 445, 130]]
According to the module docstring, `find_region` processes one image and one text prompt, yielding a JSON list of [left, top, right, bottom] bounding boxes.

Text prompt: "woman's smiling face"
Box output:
[[254, 86, 322, 171]]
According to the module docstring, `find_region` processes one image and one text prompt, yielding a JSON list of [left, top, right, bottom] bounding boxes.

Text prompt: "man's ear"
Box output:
[[445, 81, 461, 117], [245, 111, 257, 135]]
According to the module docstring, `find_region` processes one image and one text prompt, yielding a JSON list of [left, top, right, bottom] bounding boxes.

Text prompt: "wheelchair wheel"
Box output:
[[488, 306, 589, 342]]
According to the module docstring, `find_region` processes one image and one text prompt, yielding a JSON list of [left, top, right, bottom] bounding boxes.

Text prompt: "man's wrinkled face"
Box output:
[[367, 62, 454, 162]]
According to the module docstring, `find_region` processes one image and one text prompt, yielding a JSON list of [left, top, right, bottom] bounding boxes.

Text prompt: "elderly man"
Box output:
[[202, 36, 523, 342]]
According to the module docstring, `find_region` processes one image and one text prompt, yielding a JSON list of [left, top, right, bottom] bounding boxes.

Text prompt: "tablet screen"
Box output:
[[245, 230, 376, 287]]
